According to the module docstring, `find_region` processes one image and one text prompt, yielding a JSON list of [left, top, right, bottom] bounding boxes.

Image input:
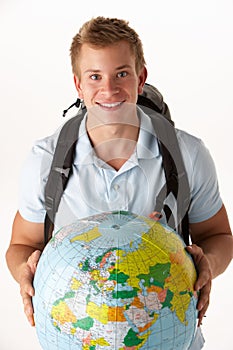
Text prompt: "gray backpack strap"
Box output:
[[44, 110, 85, 243], [139, 105, 190, 244]]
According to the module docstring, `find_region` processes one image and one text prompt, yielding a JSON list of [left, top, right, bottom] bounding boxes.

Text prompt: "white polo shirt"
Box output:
[[19, 107, 222, 232]]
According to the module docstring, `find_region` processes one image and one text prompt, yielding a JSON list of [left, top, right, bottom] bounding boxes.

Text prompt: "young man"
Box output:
[[6, 16, 232, 348]]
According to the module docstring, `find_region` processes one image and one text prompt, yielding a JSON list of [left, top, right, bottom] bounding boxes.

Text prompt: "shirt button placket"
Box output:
[[113, 184, 120, 191]]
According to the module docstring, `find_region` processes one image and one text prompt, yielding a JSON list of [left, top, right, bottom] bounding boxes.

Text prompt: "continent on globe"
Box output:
[[33, 211, 198, 350]]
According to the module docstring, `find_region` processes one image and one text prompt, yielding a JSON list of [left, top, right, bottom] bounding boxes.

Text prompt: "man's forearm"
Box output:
[[198, 234, 233, 279]]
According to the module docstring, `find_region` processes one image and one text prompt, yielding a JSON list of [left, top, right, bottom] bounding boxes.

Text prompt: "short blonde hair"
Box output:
[[70, 16, 146, 77]]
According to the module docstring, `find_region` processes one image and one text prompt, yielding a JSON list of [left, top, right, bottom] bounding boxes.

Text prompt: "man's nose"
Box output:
[[100, 78, 120, 96]]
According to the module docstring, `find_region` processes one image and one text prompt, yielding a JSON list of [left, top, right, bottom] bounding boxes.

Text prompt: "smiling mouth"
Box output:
[[97, 101, 124, 109]]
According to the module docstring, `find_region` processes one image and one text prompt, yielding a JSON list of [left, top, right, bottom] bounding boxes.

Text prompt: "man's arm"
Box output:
[[5, 211, 45, 326], [187, 204, 233, 326]]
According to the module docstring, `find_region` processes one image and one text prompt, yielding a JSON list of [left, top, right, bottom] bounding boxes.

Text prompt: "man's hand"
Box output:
[[19, 250, 41, 326], [186, 244, 212, 327], [188, 205, 233, 326], [5, 211, 45, 325]]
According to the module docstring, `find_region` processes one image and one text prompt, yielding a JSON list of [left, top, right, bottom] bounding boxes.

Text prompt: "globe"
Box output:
[[33, 211, 198, 350]]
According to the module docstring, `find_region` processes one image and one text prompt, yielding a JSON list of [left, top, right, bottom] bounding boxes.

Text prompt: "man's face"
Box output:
[[74, 41, 147, 111]]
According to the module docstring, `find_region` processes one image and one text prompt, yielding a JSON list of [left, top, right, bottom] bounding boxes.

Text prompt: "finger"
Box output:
[[196, 279, 211, 311], [19, 264, 36, 326], [195, 277, 211, 327], [20, 265, 35, 296], [194, 257, 212, 293], [195, 269, 211, 294], [186, 244, 204, 265], [20, 285, 35, 326], [149, 211, 162, 221], [198, 301, 209, 327], [23, 294, 35, 326], [186, 244, 211, 326], [186, 245, 211, 290], [27, 250, 41, 273]]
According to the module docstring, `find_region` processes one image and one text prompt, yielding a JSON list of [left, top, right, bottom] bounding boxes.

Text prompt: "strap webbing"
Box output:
[[140, 105, 190, 244], [44, 114, 84, 243]]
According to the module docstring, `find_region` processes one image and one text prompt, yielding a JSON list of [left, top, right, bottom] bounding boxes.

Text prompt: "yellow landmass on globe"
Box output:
[[90, 269, 101, 281], [116, 233, 170, 289], [82, 337, 110, 350], [170, 293, 192, 324], [165, 250, 197, 323], [147, 223, 183, 253], [51, 301, 77, 324], [168, 261, 196, 292], [86, 301, 109, 325], [70, 277, 82, 290], [91, 338, 110, 346], [70, 227, 101, 243]]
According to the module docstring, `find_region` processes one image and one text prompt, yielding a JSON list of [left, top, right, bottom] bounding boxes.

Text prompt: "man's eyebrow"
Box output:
[[84, 65, 133, 74], [84, 69, 101, 74], [115, 64, 132, 70]]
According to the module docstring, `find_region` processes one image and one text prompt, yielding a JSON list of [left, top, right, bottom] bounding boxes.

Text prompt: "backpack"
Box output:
[[44, 83, 190, 245]]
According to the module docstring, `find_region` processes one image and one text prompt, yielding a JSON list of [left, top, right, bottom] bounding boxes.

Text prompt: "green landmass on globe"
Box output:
[[33, 211, 198, 350]]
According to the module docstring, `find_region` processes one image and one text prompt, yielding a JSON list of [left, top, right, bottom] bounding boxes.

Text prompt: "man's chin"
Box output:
[[87, 103, 138, 128]]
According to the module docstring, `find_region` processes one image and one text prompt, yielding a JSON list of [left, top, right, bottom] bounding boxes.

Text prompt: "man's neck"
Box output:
[[86, 121, 140, 171]]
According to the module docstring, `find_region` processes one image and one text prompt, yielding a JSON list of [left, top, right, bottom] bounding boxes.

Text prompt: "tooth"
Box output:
[[101, 102, 121, 108]]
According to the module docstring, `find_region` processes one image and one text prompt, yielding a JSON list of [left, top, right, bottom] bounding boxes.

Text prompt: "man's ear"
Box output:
[[138, 66, 148, 94], [73, 75, 84, 99]]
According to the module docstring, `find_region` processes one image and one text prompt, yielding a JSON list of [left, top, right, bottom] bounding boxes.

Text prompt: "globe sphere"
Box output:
[[33, 211, 198, 350]]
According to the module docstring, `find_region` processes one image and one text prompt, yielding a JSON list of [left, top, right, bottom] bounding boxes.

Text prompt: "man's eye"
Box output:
[[90, 74, 100, 80], [117, 71, 127, 78]]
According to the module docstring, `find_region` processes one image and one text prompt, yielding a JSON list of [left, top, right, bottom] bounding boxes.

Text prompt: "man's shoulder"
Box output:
[[175, 128, 215, 182], [176, 128, 205, 152], [30, 124, 65, 156], [176, 127, 201, 140]]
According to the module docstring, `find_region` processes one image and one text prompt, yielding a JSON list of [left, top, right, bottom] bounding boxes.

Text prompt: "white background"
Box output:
[[0, 0, 233, 349]]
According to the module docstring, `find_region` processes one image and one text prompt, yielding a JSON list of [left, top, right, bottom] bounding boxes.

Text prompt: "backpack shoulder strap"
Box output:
[[139, 104, 190, 244], [44, 109, 86, 244]]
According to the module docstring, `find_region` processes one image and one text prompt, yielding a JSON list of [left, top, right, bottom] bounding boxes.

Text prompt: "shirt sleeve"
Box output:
[[178, 131, 223, 223], [18, 135, 57, 223]]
